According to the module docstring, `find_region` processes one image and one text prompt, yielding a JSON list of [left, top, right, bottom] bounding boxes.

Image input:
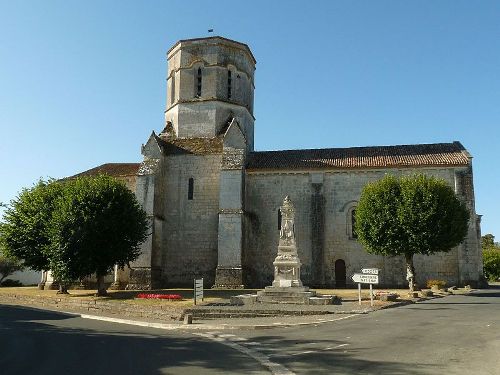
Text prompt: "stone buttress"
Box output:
[[214, 119, 247, 287]]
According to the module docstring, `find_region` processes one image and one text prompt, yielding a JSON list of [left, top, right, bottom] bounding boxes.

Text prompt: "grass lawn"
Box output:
[[0, 286, 413, 307]]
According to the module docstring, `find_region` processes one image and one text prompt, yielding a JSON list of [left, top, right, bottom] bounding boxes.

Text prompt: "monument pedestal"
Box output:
[[214, 266, 244, 289], [257, 286, 315, 304]]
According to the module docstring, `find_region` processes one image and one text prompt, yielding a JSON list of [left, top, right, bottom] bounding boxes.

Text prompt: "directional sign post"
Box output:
[[361, 268, 379, 275], [194, 278, 204, 305], [352, 273, 379, 284], [352, 272, 379, 307]]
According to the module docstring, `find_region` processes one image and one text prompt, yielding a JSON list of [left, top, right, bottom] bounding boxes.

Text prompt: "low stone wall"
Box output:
[[0, 293, 185, 321]]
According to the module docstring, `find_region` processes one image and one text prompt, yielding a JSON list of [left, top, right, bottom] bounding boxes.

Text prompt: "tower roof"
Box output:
[[167, 36, 256, 64]]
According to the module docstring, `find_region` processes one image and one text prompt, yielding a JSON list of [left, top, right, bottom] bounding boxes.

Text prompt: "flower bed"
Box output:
[[136, 293, 182, 300]]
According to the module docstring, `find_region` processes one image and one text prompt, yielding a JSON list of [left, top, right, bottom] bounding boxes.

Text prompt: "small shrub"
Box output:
[[1, 279, 23, 287], [426, 279, 447, 289], [483, 249, 500, 282]]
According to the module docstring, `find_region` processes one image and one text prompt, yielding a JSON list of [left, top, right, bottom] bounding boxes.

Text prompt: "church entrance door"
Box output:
[[335, 259, 346, 288]]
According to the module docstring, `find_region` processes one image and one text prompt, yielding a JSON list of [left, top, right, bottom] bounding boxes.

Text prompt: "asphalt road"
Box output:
[[1, 287, 499, 375], [0, 305, 269, 375], [225, 287, 500, 375]]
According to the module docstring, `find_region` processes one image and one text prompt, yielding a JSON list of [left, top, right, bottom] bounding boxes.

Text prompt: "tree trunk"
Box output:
[[57, 283, 69, 294], [405, 253, 416, 293], [96, 274, 107, 296]]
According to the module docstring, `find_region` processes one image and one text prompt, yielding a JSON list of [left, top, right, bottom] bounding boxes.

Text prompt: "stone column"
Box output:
[[110, 265, 123, 290], [310, 173, 325, 287], [43, 270, 59, 290], [38, 271, 47, 290]]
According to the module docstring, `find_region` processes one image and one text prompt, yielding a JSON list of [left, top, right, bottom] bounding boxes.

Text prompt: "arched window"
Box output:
[[227, 69, 232, 100], [278, 208, 282, 230], [196, 67, 202, 97], [351, 209, 358, 239], [188, 178, 194, 200]]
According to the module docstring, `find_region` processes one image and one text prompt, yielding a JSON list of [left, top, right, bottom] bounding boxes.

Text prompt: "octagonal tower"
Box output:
[[165, 36, 256, 150]]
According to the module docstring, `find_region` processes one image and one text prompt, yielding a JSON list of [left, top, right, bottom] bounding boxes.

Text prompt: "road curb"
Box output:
[[75, 311, 362, 330]]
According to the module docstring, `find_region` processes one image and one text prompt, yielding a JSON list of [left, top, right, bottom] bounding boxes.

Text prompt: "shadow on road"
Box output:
[[0, 305, 264, 375]]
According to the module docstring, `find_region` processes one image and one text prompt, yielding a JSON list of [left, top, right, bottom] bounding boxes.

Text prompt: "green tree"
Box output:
[[49, 175, 148, 296], [0, 180, 63, 272], [356, 174, 469, 292], [483, 248, 500, 282], [481, 234, 500, 282], [481, 234, 496, 249]]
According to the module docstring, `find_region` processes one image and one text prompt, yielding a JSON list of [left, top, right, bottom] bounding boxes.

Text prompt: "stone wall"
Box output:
[[244, 166, 481, 288], [159, 154, 222, 287]]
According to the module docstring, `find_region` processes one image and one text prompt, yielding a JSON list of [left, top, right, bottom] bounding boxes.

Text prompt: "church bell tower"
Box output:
[[165, 37, 256, 150]]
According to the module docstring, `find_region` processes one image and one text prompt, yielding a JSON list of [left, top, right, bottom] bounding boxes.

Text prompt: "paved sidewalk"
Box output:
[[0, 298, 411, 331]]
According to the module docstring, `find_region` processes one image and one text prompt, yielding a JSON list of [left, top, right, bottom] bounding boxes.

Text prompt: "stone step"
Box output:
[[257, 292, 316, 298], [185, 309, 334, 319]]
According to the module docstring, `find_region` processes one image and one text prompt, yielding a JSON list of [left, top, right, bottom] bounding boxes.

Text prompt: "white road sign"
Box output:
[[351, 273, 379, 284], [361, 268, 379, 275]]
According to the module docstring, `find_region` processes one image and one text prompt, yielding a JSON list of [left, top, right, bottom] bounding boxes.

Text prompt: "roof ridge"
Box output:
[[250, 141, 463, 155]]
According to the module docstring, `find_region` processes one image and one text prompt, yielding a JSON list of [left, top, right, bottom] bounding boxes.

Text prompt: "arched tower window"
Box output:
[[227, 69, 232, 100], [278, 208, 282, 230], [196, 67, 202, 97], [188, 178, 194, 200]]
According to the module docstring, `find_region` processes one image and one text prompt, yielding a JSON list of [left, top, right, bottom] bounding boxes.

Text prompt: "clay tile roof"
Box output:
[[70, 163, 140, 178], [247, 142, 470, 171], [158, 137, 223, 155]]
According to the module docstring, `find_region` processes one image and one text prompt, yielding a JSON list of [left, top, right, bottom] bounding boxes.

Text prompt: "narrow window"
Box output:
[[188, 178, 194, 200], [170, 73, 175, 105], [227, 70, 232, 100], [351, 209, 358, 239], [196, 68, 202, 97], [278, 208, 282, 230]]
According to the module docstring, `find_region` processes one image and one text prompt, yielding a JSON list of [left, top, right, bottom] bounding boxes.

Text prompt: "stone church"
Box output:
[[75, 36, 483, 290]]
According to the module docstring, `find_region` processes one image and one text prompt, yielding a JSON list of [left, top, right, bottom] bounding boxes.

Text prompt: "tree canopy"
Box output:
[[481, 234, 500, 282], [0, 180, 63, 271], [0, 252, 24, 285], [356, 174, 469, 291], [49, 175, 148, 294], [0, 175, 148, 295]]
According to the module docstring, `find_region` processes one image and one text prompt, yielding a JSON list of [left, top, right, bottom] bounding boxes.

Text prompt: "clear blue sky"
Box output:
[[1, 1, 499, 236]]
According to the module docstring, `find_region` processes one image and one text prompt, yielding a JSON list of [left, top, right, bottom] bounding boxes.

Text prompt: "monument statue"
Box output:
[[272, 196, 303, 288]]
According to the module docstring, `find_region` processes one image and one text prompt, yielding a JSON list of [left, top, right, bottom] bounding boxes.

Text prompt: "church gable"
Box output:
[[141, 131, 162, 159], [223, 118, 246, 150]]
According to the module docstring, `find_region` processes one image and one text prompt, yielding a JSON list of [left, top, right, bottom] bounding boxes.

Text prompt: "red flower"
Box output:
[[136, 293, 182, 300]]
